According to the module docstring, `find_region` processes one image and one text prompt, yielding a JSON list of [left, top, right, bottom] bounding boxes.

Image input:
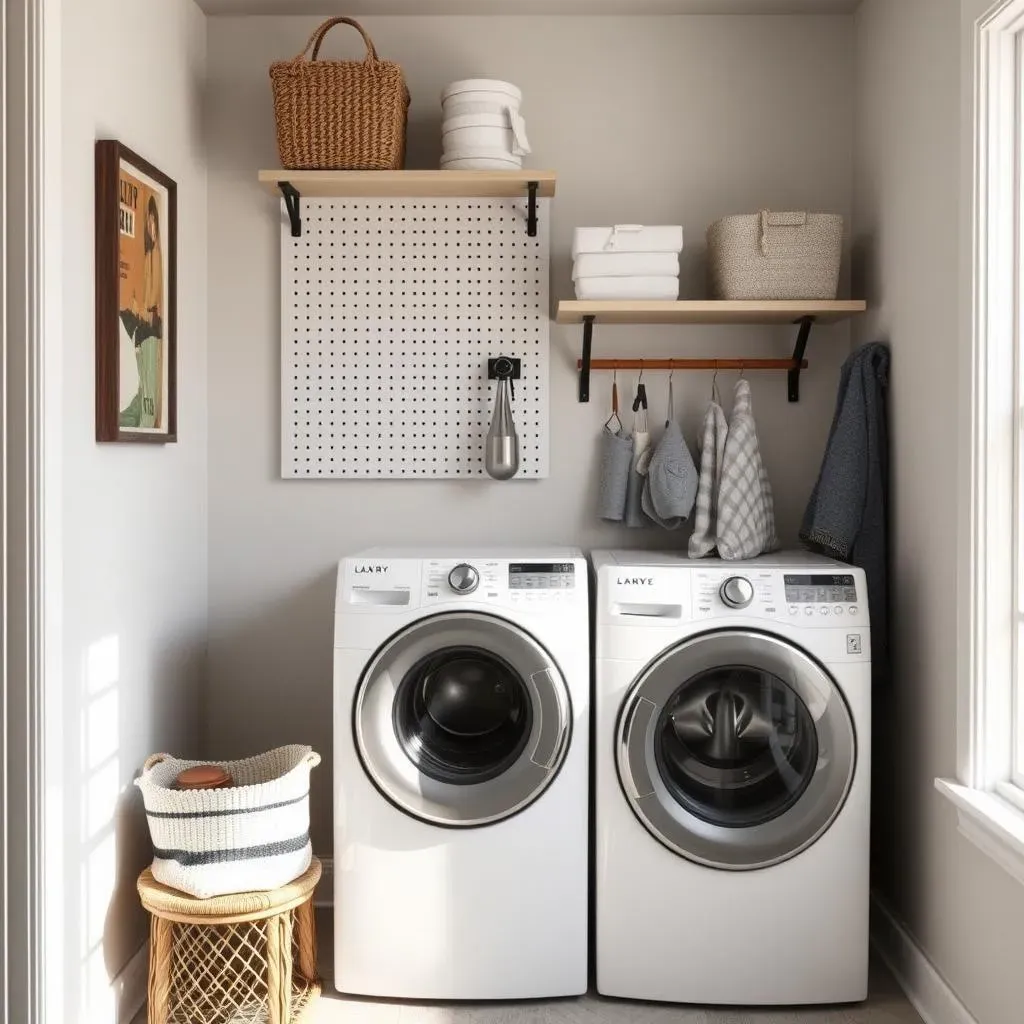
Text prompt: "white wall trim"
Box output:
[[314, 855, 334, 908], [936, 778, 1024, 887], [957, 0, 1024, 793], [111, 944, 148, 1024], [3, 0, 61, 1019], [870, 895, 978, 1024]]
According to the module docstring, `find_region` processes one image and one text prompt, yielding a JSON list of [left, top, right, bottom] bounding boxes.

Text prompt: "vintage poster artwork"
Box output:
[[95, 141, 176, 443], [117, 163, 169, 433]]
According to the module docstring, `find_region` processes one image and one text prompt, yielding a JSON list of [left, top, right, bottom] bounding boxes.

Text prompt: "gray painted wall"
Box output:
[[205, 13, 856, 850], [853, 2, 1024, 1021], [59, 1, 208, 1019]]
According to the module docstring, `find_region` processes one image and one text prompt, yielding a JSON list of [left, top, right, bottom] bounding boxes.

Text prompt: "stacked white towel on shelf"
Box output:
[[572, 225, 684, 300], [441, 79, 531, 171]]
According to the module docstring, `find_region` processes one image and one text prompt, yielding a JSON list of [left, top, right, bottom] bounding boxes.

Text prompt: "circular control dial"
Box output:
[[447, 563, 480, 595], [720, 576, 755, 609]]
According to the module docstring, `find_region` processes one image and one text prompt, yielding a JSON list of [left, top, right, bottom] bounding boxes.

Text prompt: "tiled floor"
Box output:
[[132, 910, 923, 1024]]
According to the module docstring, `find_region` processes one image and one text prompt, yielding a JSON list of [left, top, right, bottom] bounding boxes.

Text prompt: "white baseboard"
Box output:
[[315, 855, 334, 908], [112, 942, 148, 1024], [870, 895, 977, 1024]]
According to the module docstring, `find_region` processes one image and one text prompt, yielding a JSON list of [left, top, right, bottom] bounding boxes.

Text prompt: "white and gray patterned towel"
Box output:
[[716, 379, 778, 560], [688, 392, 728, 558]]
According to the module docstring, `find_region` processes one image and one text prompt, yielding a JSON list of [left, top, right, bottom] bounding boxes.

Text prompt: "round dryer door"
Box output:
[[355, 612, 572, 827], [616, 629, 856, 870]]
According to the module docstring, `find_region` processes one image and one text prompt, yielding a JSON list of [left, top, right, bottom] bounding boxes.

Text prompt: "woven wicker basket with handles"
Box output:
[[707, 211, 843, 300], [270, 17, 410, 170], [136, 745, 320, 899]]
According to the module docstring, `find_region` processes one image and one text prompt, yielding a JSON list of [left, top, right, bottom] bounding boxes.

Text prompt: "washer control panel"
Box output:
[[422, 559, 580, 605], [447, 563, 480, 594], [508, 562, 577, 590]]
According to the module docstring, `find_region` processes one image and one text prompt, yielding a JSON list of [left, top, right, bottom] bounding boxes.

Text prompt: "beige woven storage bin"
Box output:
[[708, 211, 843, 300], [270, 17, 410, 170]]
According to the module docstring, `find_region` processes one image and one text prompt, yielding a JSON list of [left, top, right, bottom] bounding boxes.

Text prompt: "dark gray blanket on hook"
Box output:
[[800, 342, 890, 680]]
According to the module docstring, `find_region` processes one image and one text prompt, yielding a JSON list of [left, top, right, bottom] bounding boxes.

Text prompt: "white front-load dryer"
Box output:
[[334, 548, 589, 1000], [593, 550, 871, 1005]]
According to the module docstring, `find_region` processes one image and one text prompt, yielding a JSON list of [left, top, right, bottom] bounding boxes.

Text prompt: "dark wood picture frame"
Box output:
[[95, 140, 177, 443]]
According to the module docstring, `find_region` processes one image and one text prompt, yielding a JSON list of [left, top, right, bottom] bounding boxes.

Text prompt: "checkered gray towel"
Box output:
[[716, 379, 778, 560], [688, 394, 728, 558]]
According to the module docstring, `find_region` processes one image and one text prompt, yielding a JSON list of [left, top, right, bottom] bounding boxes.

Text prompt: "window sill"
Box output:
[[935, 779, 1024, 886]]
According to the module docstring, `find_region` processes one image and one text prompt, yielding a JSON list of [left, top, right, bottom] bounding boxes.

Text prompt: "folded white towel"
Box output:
[[573, 225, 684, 258], [574, 276, 680, 300], [573, 252, 680, 280]]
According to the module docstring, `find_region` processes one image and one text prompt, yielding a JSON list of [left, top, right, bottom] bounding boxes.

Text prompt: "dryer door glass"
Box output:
[[617, 630, 856, 870], [656, 665, 818, 829], [355, 612, 572, 827]]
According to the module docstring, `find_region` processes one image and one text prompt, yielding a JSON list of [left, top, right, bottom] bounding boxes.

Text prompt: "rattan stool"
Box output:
[[137, 857, 321, 1024]]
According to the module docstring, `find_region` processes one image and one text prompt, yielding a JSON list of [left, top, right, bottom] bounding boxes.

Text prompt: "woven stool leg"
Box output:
[[266, 910, 294, 1024], [147, 916, 173, 1024], [294, 896, 318, 982]]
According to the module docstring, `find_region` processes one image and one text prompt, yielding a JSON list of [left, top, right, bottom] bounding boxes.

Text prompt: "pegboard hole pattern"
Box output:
[[281, 198, 550, 478]]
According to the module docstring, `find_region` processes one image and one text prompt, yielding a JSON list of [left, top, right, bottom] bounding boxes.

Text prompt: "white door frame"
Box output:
[[2, 0, 61, 1019]]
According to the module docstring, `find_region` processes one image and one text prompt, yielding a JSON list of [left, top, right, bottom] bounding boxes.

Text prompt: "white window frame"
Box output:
[[937, 0, 1024, 886]]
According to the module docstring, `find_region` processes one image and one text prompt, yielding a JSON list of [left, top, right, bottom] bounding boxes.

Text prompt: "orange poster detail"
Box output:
[[118, 169, 146, 311], [117, 167, 166, 430]]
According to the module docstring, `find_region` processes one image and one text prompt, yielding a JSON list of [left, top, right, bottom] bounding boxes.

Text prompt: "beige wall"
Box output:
[[59, 0, 208, 1019], [854, 2, 1024, 1022], [205, 13, 856, 850]]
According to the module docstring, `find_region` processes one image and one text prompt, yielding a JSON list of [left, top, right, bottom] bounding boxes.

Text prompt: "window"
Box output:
[[937, 0, 1024, 885]]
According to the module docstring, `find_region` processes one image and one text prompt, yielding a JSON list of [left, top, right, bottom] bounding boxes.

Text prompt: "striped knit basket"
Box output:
[[135, 745, 320, 899]]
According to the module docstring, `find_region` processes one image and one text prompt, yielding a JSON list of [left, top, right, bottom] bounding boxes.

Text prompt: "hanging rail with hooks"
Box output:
[[555, 300, 866, 404]]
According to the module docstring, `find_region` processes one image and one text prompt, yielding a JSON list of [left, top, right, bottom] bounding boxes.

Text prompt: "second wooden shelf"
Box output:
[[556, 299, 866, 325], [557, 299, 867, 403]]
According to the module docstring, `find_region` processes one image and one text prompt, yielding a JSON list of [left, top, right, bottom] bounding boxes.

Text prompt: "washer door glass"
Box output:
[[356, 612, 572, 827], [617, 630, 856, 869], [393, 646, 534, 785]]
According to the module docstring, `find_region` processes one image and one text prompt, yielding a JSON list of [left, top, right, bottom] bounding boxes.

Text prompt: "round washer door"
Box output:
[[616, 629, 856, 870], [355, 612, 572, 827]]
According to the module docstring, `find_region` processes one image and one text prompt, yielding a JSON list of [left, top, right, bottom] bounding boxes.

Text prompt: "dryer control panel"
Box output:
[[690, 568, 867, 626]]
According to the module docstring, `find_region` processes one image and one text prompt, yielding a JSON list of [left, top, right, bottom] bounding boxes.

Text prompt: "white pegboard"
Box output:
[[281, 197, 550, 478]]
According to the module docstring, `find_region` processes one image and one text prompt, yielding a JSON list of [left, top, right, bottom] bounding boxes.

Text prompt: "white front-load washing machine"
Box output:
[[333, 548, 589, 1000], [593, 550, 871, 1006]]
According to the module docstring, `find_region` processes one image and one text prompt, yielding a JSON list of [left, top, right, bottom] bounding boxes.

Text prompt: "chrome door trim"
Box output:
[[616, 629, 857, 870], [355, 612, 572, 827]]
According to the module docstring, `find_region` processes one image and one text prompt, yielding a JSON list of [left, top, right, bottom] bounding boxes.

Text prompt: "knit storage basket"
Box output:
[[708, 211, 843, 300], [135, 745, 320, 899], [270, 17, 410, 170]]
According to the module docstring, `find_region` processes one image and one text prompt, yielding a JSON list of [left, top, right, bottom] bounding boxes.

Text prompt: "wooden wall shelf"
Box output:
[[557, 300, 867, 403], [556, 299, 866, 325], [258, 169, 556, 238]]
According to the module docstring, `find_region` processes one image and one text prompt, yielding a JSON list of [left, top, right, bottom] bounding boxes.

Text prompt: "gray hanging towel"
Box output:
[[643, 380, 699, 530], [688, 386, 728, 558], [716, 379, 779, 560], [801, 342, 890, 682], [598, 427, 633, 521], [624, 381, 651, 528]]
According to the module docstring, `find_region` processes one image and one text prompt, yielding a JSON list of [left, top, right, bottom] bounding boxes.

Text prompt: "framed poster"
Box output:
[[95, 140, 177, 442]]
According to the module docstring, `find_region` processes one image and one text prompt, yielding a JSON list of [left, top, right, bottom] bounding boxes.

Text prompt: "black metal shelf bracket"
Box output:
[[578, 316, 595, 402], [279, 181, 301, 237], [526, 181, 539, 237], [787, 316, 815, 403]]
